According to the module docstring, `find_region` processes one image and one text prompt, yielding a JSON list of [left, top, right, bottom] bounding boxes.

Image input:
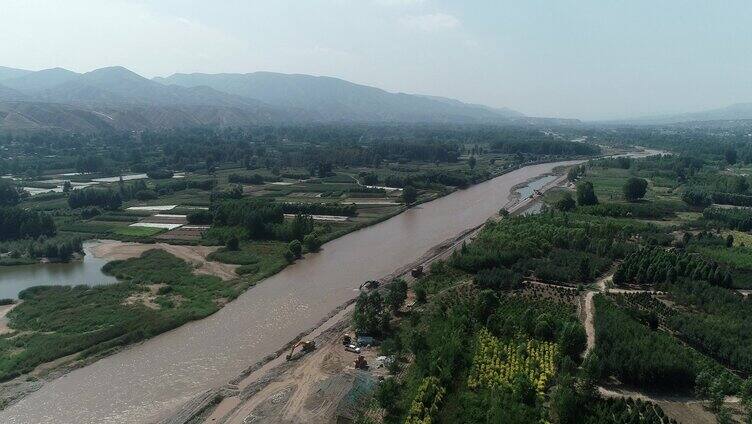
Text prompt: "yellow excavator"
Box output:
[[286, 340, 316, 361]]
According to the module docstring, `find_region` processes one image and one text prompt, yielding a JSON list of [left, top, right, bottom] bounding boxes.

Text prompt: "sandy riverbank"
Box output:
[[88, 240, 239, 281]]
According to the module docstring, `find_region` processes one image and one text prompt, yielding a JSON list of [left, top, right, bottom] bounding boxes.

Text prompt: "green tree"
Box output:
[[384, 279, 408, 313], [555, 192, 576, 211], [468, 156, 477, 170], [375, 378, 401, 417], [623, 177, 648, 201], [741, 378, 752, 423], [726, 148, 738, 165], [283, 249, 295, 263], [353, 291, 387, 335], [288, 239, 302, 258], [402, 185, 418, 205], [303, 233, 322, 252], [558, 322, 587, 360], [726, 234, 734, 248], [575, 181, 598, 206], [226, 236, 240, 251], [0, 179, 19, 207], [709, 378, 725, 412], [566, 167, 580, 182]]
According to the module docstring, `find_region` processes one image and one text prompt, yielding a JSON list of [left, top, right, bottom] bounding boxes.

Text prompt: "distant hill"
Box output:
[[0, 66, 32, 82], [1, 67, 79, 92], [25, 66, 268, 108], [0, 65, 533, 131], [0, 84, 28, 102], [613, 103, 752, 125], [155, 71, 523, 123]]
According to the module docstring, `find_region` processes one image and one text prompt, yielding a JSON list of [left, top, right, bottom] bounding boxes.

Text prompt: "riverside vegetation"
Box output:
[[355, 127, 752, 424], [0, 125, 599, 390]]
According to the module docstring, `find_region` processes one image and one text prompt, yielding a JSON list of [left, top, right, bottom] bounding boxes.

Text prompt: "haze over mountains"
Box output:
[[0, 65, 548, 132], [1, 65, 749, 132], [611, 103, 752, 125]]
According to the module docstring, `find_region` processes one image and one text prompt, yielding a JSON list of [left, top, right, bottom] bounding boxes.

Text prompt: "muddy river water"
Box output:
[[0, 157, 657, 423]]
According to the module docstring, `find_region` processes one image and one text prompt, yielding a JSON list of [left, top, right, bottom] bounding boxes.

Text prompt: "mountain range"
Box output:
[[613, 103, 752, 125], [0, 66, 552, 132]]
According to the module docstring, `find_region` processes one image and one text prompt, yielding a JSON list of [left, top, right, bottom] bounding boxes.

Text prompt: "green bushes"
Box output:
[[682, 188, 712, 207], [227, 173, 264, 184], [659, 280, 752, 374], [491, 138, 600, 156], [554, 192, 576, 211], [577, 202, 676, 219], [213, 199, 284, 239], [187, 210, 212, 225], [0, 179, 20, 206], [703, 206, 752, 231], [0, 250, 243, 381], [68, 188, 122, 210], [451, 213, 638, 284], [0, 235, 83, 261], [0, 207, 55, 241], [623, 177, 648, 201], [135, 190, 158, 200], [154, 179, 215, 193], [593, 295, 734, 392], [613, 246, 732, 288], [146, 169, 174, 179], [280, 202, 357, 217], [712, 191, 752, 207], [473, 267, 521, 291], [576, 181, 598, 206]]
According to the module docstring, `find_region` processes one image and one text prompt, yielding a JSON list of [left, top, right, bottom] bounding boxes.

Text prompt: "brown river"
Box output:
[[0, 158, 647, 423]]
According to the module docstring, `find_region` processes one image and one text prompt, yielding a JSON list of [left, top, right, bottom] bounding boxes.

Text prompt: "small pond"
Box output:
[[0, 241, 118, 299], [516, 174, 558, 199]]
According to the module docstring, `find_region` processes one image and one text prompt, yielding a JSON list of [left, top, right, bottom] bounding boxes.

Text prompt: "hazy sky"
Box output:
[[1, 0, 751, 120]]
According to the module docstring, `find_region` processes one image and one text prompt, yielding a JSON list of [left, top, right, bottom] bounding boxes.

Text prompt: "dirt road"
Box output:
[[88, 240, 238, 280], [580, 272, 743, 423], [583, 291, 596, 356]]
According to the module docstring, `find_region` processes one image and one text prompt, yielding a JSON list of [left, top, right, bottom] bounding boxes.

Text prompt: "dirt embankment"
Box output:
[[0, 303, 19, 335], [88, 240, 239, 281]]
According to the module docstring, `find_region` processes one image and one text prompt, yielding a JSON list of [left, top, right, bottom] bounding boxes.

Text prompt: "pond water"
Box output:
[[515, 174, 558, 200], [0, 242, 118, 299]]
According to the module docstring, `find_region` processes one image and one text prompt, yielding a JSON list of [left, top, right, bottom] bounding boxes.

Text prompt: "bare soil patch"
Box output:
[[89, 240, 238, 280]]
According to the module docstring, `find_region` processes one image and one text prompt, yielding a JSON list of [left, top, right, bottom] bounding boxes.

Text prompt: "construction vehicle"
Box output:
[[359, 280, 380, 291], [354, 355, 368, 370], [342, 335, 352, 346], [286, 340, 315, 360], [411, 266, 424, 278]]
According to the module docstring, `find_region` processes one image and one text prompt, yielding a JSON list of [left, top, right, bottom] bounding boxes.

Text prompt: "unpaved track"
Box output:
[[583, 291, 596, 356], [89, 240, 238, 280], [583, 272, 741, 423]]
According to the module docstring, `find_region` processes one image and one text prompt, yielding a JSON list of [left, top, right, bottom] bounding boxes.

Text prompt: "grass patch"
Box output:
[[0, 250, 242, 381], [207, 241, 289, 280], [112, 226, 165, 237]]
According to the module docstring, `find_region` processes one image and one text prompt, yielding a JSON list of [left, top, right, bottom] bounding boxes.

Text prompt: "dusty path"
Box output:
[[88, 240, 238, 280], [0, 302, 19, 335], [581, 271, 742, 423], [583, 291, 596, 356]]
